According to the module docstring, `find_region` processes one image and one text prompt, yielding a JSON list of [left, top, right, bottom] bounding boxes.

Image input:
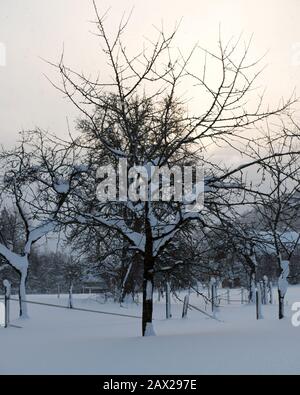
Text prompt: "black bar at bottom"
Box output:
[[0, 375, 291, 392]]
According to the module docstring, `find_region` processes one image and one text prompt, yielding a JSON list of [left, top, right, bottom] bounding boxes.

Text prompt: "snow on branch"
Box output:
[[24, 221, 57, 254], [77, 214, 146, 252], [0, 243, 27, 272]]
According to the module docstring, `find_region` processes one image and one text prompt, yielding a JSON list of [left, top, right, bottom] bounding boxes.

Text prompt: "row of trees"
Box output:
[[0, 2, 300, 334]]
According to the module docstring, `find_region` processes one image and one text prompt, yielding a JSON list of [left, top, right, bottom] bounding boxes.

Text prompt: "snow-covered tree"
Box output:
[[0, 132, 86, 316], [47, 2, 295, 335], [252, 135, 300, 319]]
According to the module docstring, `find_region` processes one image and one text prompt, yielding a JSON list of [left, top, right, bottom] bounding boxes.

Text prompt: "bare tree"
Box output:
[[0, 131, 86, 316], [46, 2, 297, 335], [251, 135, 300, 319]]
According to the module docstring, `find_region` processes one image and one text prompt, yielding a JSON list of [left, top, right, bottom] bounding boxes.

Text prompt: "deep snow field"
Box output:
[[1, 286, 300, 375]]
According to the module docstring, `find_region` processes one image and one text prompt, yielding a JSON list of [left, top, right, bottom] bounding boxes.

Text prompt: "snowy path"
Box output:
[[1, 288, 300, 374]]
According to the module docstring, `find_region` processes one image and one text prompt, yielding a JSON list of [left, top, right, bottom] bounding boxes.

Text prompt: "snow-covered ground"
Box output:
[[1, 286, 300, 374]]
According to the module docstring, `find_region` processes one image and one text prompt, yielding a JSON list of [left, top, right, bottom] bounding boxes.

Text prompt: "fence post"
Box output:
[[258, 281, 262, 305], [165, 282, 171, 319], [262, 280, 266, 305], [249, 274, 256, 303], [241, 287, 244, 304], [182, 295, 189, 318], [3, 280, 11, 328], [68, 284, 73, 309], [226, 288, 230, 304], [263, 276, 268, 305], [57, 284, 60, 299], [210, 277, 216, 314], [268, 281, 273, 304], [256, 286, 263, 319]]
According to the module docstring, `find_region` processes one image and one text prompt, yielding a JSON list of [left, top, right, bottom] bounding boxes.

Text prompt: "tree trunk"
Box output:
[[182, 295, 189, 318], [268, 281, 273, 304], [142, 202, 156, 337], [249, 271, 256, 304], [68, 283, 73, 309], [278, 289, 284, 319], [18, 267, 29, 318], [165, 281, 172, 319], [277, 259, 289, 319], [142, 252, 155, 336], [244, 254, 257, 304], [256, 287, 263, 319]]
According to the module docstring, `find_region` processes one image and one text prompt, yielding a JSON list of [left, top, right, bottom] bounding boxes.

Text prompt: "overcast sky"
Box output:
[[0, 0, 300, 151]]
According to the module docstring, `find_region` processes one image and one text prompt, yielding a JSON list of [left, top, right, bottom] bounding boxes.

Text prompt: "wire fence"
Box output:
[[1, 287, 238, 328], [172, 292, 222, 322], [8, 297, 142, 319], [1, 284, 276, 330]]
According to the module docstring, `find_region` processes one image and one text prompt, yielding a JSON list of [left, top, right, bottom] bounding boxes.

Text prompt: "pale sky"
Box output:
[[0, 0, 300, 150]]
